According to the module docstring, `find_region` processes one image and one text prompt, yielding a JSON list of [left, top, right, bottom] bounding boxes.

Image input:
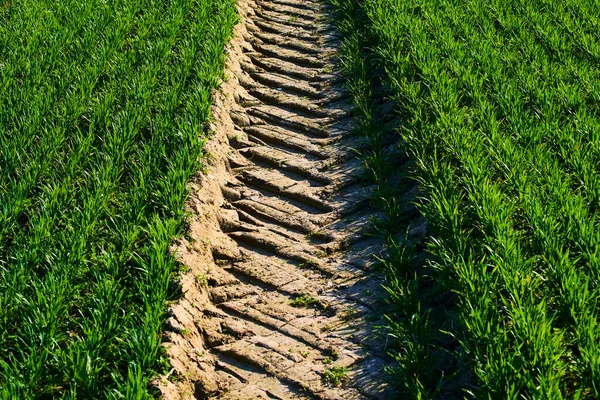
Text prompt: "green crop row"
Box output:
[[332, 0, 600, 398], [329, 0, 454, 397], [0, 0, 236, 397]]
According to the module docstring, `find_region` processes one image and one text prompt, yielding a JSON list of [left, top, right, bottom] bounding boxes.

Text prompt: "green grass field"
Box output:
[[333, 0, 600, 398], [0, 0, 235, 397], [4, 0, 600, 397]]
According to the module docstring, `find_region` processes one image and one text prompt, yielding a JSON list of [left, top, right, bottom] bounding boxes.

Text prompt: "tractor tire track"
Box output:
[[157, 1, 396, 399]]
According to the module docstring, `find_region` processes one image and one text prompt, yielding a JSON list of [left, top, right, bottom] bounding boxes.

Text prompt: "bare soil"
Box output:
[[155, 0, 396, 398]]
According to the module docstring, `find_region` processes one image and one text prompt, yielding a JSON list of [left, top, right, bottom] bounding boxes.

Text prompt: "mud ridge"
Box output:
[[156, 1, 396, 399]]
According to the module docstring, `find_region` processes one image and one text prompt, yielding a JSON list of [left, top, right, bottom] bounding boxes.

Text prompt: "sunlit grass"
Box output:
[[332, 0, 600, 397], [0, 0, 236, 397]]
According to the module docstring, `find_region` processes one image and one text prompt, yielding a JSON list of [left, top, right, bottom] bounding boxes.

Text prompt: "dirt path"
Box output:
[[157, 1, 395, 398]]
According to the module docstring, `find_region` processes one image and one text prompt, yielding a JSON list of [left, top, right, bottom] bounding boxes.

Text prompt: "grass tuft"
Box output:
[[289, 295, 319, 308], [323, 365, 349, 387]]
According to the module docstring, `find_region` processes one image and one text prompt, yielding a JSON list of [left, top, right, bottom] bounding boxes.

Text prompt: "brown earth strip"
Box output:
[[155, 0, 397, 398]]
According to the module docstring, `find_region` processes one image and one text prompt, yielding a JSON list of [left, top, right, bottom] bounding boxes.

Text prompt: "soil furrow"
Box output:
[[157, 1, 396, 399]]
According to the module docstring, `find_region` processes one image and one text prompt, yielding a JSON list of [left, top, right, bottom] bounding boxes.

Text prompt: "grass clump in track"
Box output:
[[332, 0, 600, 398], [0, 0, 235, 397], [289, 295, 320, 308], [323, 365, 349, 387]]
